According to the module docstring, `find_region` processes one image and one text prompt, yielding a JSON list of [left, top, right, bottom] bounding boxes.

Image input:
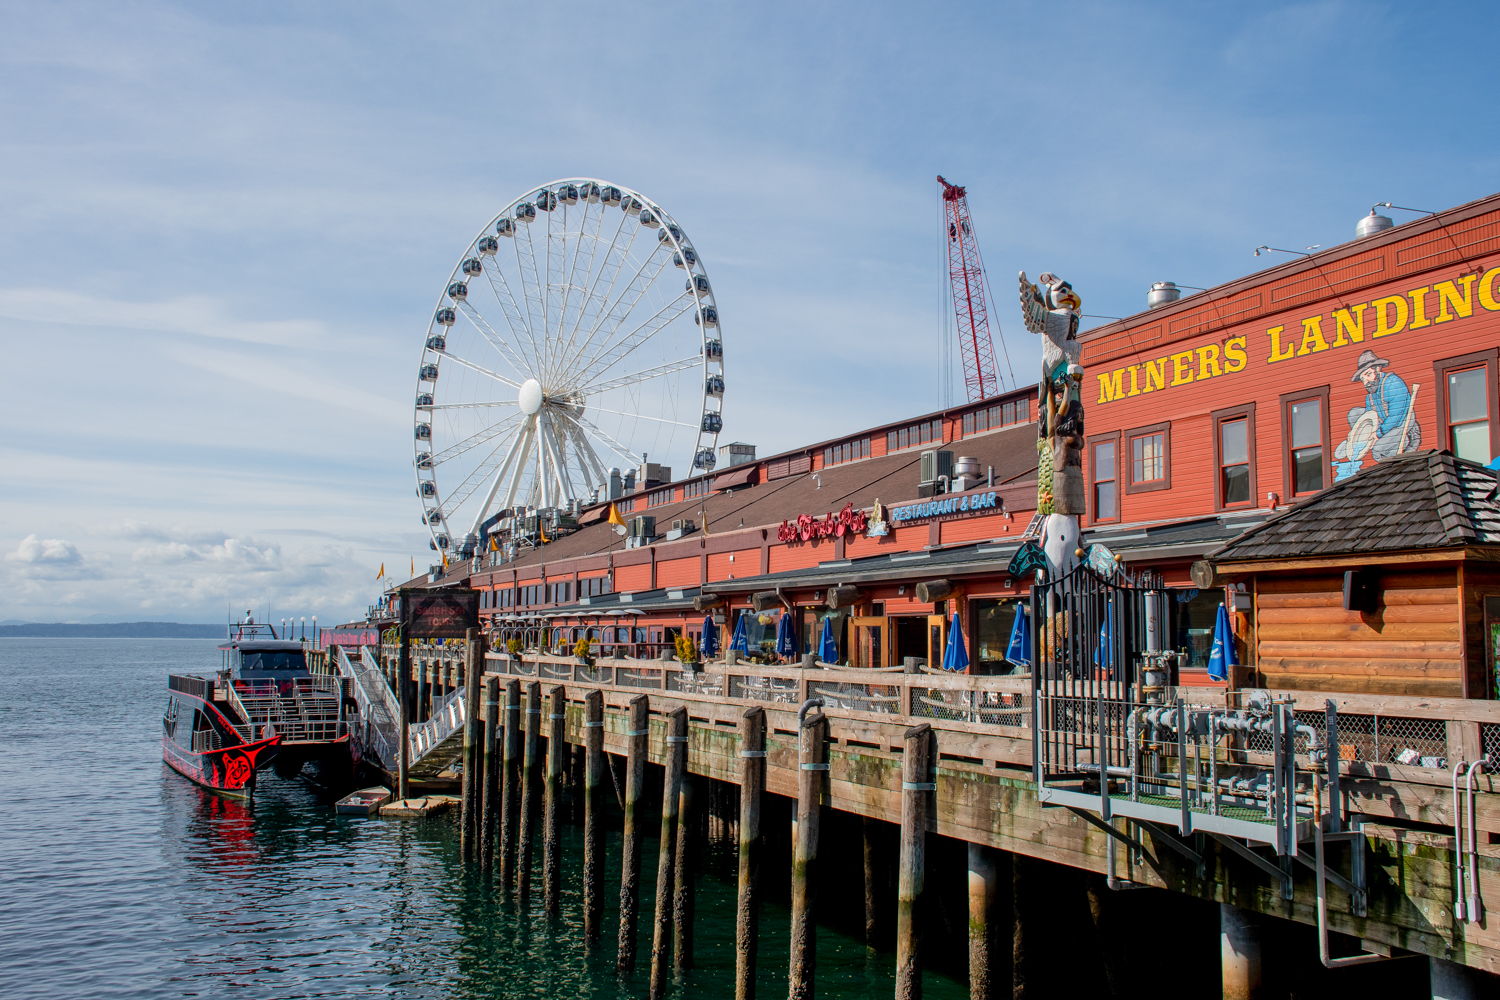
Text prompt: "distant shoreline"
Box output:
[[0, 622, 227, 639]]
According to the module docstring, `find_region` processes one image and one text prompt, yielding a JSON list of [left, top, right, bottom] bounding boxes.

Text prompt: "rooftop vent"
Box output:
[[1147, 281, 1181, 309], [1356, 208, 1394, 239]]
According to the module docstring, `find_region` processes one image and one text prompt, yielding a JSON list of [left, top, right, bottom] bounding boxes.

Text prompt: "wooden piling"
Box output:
[[518, 680, 541, 901], [789, 707, 828, 1000], [896, 723, 933, 1000], [673, 773, 696, 974], [397, 628, 411, 800], [863, 817, 879, 952], [417, 659, 428, 723], [543, 683, 566, 914], [460, 629, 483, 861], [583, 690, 604, 943], [481, 675, 500, 872], [967, 842, 999, 1000], [616, 694, 650, 974], [735, 706, 766, 1000], [650, 706, 687, 998], [499, 679, 521, 888]]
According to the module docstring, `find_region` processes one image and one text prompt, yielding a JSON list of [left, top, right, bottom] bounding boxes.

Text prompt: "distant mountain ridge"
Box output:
[[0, 622, 227, 638]]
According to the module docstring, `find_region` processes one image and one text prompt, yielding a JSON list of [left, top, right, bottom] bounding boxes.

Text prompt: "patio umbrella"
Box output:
[[775, 611, 799, 659], [1206, 603, 1238, 683], [942, 612, 970, 672], [729, 612, 749, 653], [700, 615, 719, 658], [1005, 606, 1032, 670], [819, 616, 838, 664]]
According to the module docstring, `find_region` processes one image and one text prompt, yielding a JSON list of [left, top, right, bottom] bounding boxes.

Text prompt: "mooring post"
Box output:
[[789, 704, 829, 1000], [617, 694, 650, 974], [863, 817, 879, 952], [967, 842, 999, 1000], [460, 628, 482, 861], [650, 706, 688, 998], [1219, 903, 1263, 1000], [499, 678, 522, 888], [735, 706, 766, 1000], [896, 723, 933, 1000], [518, 680, 542, 901], [583, 690, 604, 943], [673, 772, 696, 974], [397, 626, 411, 801], [481, 675, 500, 872], [543, 683, 566, 914], [418, 658, 430, 723]]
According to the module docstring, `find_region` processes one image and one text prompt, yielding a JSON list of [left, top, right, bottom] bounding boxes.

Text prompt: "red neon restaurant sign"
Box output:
[[776, 503, 869, 543]]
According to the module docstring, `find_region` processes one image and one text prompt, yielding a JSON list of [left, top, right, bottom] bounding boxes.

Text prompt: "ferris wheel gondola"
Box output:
[[413, 178, 725, 558]]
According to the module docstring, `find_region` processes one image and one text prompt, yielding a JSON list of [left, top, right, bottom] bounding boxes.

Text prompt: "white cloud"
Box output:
[[0, 289, 332, 348], [8, 534, 84, 566]]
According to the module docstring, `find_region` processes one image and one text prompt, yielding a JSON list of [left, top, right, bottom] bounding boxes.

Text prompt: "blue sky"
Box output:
[[2, 1, 1496, 623]]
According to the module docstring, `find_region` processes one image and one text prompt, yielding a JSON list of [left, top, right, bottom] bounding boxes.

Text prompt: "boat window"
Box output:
[[240, 651, 307, 672]]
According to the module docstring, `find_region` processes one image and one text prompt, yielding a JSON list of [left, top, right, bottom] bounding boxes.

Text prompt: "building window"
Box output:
[[1280, 386, 1330, 497], [1088, 432, 1120, 522], [683, 477, 711, 499], [647, 487, 675, 507], [1435, 350, 1499, 466], [1123, 422, 1170, 494], [1212, 403, 1256, 510], [822, 437, 870, 467], [887, 419, 943, 453], [617, 497, 636, 513]]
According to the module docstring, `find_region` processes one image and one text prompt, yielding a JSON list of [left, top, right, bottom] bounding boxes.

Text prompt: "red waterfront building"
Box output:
[[442, 189, 1500, 698]]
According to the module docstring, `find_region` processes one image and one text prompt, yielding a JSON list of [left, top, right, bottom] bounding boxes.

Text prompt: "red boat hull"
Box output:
[[163, 733, 281, 797]]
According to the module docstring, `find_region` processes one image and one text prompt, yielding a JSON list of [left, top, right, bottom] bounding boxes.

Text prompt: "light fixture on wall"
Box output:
[[1253, 245, 1318, 258], [898, 585, 906, 595]]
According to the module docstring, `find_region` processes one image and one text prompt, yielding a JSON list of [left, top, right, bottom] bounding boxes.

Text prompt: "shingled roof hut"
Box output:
[[1207, 450, 1500, 698]]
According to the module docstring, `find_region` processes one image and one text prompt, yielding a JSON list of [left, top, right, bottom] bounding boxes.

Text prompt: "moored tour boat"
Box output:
[[162, 673, 281, 797]]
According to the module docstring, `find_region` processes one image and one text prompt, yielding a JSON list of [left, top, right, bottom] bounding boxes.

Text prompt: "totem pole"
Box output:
[[1019, 272, 1084, 580]]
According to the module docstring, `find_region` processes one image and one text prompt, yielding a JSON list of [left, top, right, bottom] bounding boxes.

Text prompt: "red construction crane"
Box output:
[[938, 175, 1008, 402]]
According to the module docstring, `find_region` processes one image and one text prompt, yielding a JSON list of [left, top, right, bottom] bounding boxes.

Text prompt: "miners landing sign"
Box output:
[[890, 490, 1000, 525]]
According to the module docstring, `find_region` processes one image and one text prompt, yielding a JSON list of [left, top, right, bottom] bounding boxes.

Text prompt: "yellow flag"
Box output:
[[442, 553, 449, 570], [410, 557, 415, 576], [540, 521, 550, 543], [376, 562, 385, 580], [607, 503, 625, 527], [488, 534, 499, 552]]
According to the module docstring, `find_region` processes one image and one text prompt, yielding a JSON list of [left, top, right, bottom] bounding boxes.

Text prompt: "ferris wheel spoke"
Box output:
[[574, 293, 695, 387], [565, 220, 651, 370], [568, 412, 642, 467], [479, 260, 539, 365], [570, 240, 667, 368], [427, 400, 519, 411], [437, 350, 523, 390], [443, 434, 517, 513], [554, 201, 607, 369], [579, 402, 697, 429], [428, 414, 521, 467], [538, 411, 576, 504], [501, 419, 538, 511], [465, 424, 531, 537], [555, 411, 611, 488], [512, 221, 547, 374], [457, 301, 534, 379], [570, 354, 703, 396], [559, 209, 633, 365]]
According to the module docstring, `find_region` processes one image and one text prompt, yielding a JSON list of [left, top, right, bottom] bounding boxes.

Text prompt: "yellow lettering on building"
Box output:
[[1480, 267, 1500, 312], [1372, 295, 1408, 338], [1142, 359, 1166, 393], [1296, 315, 1330, 355], [1266, 326, 1295, 363], [1097, 369, 1125, 404], [1331, 304, 1367, 347], [1223, 336, 1248, 372], [1409, 286, 1431, 329], [1197, 344, 1221, 380], [1170, 351, 1196, 386], [1127, 365, 1142, 397], [1435, 274, 1477, 323]]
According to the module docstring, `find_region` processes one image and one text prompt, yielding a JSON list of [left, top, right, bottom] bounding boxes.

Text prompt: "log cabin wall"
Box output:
[[1254, 566, 1464, 697], [1461, 562, 1500, 699]]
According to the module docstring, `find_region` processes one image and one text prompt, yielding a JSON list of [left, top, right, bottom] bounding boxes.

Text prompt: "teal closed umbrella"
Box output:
[[729, 612, 749, 653], [819, 616, 838, 664], [700, 615, 718, 657], [1207, 603, 1237, 682]]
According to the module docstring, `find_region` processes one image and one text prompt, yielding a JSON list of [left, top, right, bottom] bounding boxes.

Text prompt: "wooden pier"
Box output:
[[372, 640, 1500, 995]]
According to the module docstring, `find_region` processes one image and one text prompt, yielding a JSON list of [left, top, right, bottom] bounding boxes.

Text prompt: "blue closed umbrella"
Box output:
[[1005, 606, 1032, 670], [1207, 603, 1238, 682], [700, 615, 719, 657], [729, 612, 749, 653], [819, 616, 838, 664], [941, 612, 970, 672], [1094, 599, 1116, 675], [775, 611, 799, 658]]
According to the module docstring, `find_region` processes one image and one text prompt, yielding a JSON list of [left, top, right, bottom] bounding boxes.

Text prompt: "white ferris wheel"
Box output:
[[413, 178, 725, 559]]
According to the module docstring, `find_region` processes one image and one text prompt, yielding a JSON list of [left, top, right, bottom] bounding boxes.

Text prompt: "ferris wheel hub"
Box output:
[[518, 378, 544, 415]]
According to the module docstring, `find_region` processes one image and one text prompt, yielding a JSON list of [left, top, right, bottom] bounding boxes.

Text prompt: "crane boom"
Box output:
[[938, 175, 1006, 402]]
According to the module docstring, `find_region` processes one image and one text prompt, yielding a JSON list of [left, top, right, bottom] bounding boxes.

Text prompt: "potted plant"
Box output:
[[506, 638, 523, 662], [574, 637, 596, 667]]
